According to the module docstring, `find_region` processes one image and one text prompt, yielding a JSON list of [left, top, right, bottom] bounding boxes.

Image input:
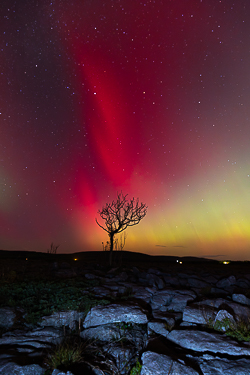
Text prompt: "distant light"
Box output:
[[179, 261, 183, 264], [223, 261, 230, 265], [74, 258, 78, 261], [176, 260, 179, 263], [26, 258, 28, 261]]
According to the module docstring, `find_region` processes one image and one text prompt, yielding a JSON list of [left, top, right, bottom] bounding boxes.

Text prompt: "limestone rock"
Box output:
[[141, 351, 199, 375], [148, 322, 169, 337], [81, 324, 122, 342], [183, 304, 216, 325], [167, 329, 250, 356], [103, 343, 134, 375], [150, 290, 172, 310], [146, 273, 165, 289], [232, 293, 250, 306], [162, 274, 180, 286], [213, 310, 236, 332], [0, 307, 16, 329], [83, 303, 148, 328], [131, 286, 154, 303], [152, 311, 177, 329], [0, 327, 63, 348], [216, 275, 236, 288], [40, 310, 85, 330], [197, 356, 250, 375], [166, 292, 195, 312], [187, 277, 210, 288], [0, 362, 45, 375], [198, 297, 250, 321], [235, 278, 250, 289]]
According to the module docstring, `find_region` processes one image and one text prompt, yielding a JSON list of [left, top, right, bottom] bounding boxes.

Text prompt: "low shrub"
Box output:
[[130, 359, 142, 375], [45, 335, 84, 371], [0, 277, 110, 324], [225, 317, 250, 342], [204, 310, 250, 342]]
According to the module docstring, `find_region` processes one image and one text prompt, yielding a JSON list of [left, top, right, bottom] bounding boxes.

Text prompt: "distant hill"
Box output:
[[0, 249, 217, 263]]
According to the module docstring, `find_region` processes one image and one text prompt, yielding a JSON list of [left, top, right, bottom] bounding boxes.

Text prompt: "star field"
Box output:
[[1, 0, 250, 260]]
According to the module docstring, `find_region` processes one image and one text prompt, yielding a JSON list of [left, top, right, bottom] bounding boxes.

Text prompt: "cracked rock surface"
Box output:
[[1, 255, 250, 374]]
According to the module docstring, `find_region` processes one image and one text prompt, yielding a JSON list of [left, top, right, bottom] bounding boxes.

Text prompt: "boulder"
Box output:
[[0, 307, 16, 329], [198, 297, 250, 320], [232, 293, 250, 306], [166, 292, 195, 312], [131, 286, 154, 303], [150, 290, 172, 310], [146, 273, 165, 289], [103, 343, 134, 375], [81, 324, 121, 342], [0, 362, 45, 375], [187, 277, 210, 289], [40, 310, 85, 330], [141, 351, 199, 375], [235, 278, 250, 289], [83, 303, 148, 328], [197, 356, 250, 375], [151, 289, 196, 312], [183, 304, 216, 325], [0, 327, 63, 348], [162, 274, 180, 286], [216, 275, 236, 288], [213, 310, 236, 332], [152, 311, 177, 329], [148, 322, 169, 337], [167, 329, 250, 355]]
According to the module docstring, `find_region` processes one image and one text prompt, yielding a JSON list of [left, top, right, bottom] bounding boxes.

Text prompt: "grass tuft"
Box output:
[[45, 335, 84, 371], [130, 359, 142, 375]]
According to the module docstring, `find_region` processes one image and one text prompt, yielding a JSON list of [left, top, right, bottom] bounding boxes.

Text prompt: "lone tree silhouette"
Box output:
[[96, 192, 148, 265]]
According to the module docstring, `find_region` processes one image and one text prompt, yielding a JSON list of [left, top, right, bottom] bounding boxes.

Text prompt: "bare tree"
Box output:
[[96, 192, 147, 265]]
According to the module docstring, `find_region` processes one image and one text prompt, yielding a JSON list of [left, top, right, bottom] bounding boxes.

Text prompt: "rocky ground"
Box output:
[[0, 251, 250, 374]]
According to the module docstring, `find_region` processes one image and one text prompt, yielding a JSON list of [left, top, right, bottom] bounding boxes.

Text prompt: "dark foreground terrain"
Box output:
[[0, 249, 248, 281], [1, 249, 250, 375]]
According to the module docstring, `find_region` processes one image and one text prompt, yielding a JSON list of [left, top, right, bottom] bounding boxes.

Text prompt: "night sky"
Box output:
[[1, 0, 250, 260]]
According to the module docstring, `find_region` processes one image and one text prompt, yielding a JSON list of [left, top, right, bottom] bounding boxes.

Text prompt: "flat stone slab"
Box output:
[[183, 304, 216, 325], [81, 324, 122, 342], [40, 310, 84, 329], [0, 362, 45, 375], [167, 329, 250, 356], [197, 356, 250, 375], [141, 351, 199, 375], [52, 370, 74, 375], [150, 289, 195, 311], [148, 322, 169, 337], [83, 303, 148, 328], [232, 293, 250, 305], [0, 327, 62, 348], [132, 286, 155, 303]]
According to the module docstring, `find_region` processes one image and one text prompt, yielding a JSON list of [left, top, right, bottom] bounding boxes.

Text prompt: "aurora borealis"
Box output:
[[1, 0, 250, 260]]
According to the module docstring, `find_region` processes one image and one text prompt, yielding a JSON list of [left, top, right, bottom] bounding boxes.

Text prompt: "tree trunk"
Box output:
[[109, 232, 114, 266]]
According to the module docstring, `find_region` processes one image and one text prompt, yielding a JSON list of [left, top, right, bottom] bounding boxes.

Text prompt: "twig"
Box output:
[[168, 360, 173, 375]]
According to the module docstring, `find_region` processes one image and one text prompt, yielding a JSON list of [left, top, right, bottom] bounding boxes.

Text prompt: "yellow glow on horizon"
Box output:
[[123, 163, 250, 260], [72, 163, 250, 261]]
